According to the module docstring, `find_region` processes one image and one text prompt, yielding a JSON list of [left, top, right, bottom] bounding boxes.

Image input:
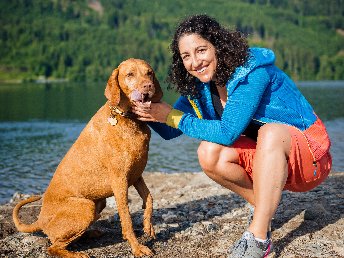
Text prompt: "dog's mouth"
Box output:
[[142, 93, 150, 102], [130, 90, 153, 104]]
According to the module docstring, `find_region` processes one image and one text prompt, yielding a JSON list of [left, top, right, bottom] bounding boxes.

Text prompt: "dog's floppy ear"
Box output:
[[151, 73, 163, 102], [105, 68, 120, 105]]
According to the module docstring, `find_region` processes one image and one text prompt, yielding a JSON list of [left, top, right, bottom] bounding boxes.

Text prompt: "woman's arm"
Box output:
[[133, 67, 270, 145], [170, 67, 271, 145]]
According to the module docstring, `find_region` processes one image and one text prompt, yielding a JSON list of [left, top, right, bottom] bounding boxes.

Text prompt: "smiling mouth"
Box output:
[[197, 67, 207, 73]]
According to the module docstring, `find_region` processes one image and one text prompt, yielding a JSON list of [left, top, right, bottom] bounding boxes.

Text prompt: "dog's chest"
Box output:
[[103, 119, 151, 160], [108, 119, 150, 145], [79, 114, 150, 159], [104, 120, 151, 184]]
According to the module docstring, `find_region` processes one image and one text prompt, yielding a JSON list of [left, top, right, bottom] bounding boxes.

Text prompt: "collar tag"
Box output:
[[108, 117, 118, 126]]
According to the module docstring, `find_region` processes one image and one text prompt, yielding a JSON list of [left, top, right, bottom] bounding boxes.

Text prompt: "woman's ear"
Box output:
[[104, 68, 120, 105], [151, 73, 163, 102]]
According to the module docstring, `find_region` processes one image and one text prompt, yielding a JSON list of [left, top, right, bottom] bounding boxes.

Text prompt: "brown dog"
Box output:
[[12, 59, 163, 257]]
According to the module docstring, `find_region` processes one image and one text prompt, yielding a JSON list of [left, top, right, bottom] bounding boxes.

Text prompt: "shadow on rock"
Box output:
[[72, 192, 246, 252], [271, 174, 343, 256]]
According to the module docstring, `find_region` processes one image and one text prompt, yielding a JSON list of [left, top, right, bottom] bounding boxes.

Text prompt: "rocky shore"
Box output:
[[0, 172, 343, 258]]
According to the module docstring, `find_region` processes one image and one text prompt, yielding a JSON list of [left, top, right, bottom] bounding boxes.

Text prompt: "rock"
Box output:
[[201, 221, 219, 232], [0, 172, 343, 258], [304, 203, 327, 220], [9, 192, 31, 203], [162, 211, 178, 223]]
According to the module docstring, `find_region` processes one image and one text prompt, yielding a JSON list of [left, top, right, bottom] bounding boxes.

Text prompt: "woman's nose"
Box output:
[[191, 55, 202, 68]]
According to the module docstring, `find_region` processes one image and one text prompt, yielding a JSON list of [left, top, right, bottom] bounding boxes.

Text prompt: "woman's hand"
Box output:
[[132, 101, 172, 123]]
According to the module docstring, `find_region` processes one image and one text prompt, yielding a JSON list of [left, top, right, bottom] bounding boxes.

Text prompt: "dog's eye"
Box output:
[[127, 72, 134, 78], [147, 70, 153, 77]]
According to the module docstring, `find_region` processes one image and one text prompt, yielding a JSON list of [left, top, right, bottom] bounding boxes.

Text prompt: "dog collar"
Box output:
[[109, 104, 132, 118]]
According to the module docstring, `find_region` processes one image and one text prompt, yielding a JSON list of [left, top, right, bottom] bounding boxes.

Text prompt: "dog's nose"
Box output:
[[142, 82, 154, 91]]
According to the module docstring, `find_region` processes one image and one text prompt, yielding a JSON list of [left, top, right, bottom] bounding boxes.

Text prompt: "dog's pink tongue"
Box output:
[[130, 90, 142, 102]]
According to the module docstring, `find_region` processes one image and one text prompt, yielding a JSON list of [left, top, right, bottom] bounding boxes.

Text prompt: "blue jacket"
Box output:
[[149, 48, 317, 146]]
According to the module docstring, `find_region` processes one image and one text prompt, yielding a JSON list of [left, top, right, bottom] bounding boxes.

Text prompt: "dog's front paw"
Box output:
[[144, 223, 156, 239], [133, 244, 154, 257]]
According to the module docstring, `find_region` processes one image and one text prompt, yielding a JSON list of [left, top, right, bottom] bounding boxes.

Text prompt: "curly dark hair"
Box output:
[[167, 14, 249, 98]]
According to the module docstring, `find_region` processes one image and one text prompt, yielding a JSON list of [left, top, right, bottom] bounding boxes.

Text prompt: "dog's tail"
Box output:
[[12, 195, 42, 233]]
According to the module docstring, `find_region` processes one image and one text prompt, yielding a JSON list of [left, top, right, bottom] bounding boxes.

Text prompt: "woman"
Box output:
[[133, 14, 331, 257]]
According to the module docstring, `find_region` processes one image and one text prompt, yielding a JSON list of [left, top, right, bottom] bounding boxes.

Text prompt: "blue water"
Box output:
[[0, 82, 343, 203], [0, 119, 343, 204], [0, 121, 201, 203]]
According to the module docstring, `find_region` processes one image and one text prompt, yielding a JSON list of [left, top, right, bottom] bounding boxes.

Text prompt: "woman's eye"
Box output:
[[198, 48, 206, 53], [181, 55, 189, 60]]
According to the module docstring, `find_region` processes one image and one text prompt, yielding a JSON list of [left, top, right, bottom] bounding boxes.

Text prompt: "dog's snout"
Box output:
[[143, 82, 154, 91]]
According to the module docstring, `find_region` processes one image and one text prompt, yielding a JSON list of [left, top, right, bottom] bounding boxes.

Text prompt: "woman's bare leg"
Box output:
[[197, 123, 291, 240], [197, 141, 255, 204], [248, 124, 291, 239]]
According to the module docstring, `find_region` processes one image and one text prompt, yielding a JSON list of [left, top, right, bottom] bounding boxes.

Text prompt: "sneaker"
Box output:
[[228, 231, 273, 258]]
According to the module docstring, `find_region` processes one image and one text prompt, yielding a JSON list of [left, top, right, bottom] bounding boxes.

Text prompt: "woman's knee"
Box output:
[[197, 141, 220, 172], [257, 123, 291, 154], [197, 141, 238, 173]]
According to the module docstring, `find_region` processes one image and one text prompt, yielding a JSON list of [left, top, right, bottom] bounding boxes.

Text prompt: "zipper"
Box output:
[[188, 99, 203, 119], [252, 118, 266, 126], [295, 127, 318, 176]]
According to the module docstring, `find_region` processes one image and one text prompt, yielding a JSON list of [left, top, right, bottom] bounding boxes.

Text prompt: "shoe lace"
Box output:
[[232, 235, 249, 253]]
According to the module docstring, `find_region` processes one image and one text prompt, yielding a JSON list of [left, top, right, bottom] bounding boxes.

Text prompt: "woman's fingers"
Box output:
[[132, 101, 172, 123], [132, 106, 156, 121], [136, 117, 155, 122], [134, 101, 151, 111], [132, 106, 149, 115]]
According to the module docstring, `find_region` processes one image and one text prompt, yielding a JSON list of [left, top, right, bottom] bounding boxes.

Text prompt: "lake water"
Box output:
[[0, 81, 343, 203]]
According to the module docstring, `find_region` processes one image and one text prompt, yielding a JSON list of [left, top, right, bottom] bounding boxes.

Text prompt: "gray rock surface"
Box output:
[[1, 172, 343, 257]]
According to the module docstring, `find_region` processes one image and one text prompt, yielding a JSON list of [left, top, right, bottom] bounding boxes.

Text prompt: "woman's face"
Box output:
[[178, 33, 217, 83]]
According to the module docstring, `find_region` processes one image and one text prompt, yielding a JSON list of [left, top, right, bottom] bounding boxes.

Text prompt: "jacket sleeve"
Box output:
[[148, 96, 195, 140], [175, 67, 270, 145]]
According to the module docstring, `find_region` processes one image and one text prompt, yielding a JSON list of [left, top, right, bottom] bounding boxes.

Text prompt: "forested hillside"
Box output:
[[0, 0, 343, 83]]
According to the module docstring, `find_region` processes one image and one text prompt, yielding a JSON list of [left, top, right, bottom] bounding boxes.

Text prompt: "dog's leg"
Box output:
[[82, 198, 107, 239], [48, 240, 89, 258], [112, 178, 153, 257], [45, 198, 97, 258], [133, 176, 155, 238], [95, 198, 106, 220]]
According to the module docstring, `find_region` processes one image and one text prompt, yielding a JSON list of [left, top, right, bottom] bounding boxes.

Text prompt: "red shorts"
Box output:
[[233, 119, 332, 192]]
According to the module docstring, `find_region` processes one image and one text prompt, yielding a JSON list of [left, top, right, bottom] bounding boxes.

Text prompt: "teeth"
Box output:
[[197, 67, 206, 73]]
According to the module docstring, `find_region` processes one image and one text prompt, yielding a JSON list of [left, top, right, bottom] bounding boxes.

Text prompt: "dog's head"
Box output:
[[105, 59, 163, 111]]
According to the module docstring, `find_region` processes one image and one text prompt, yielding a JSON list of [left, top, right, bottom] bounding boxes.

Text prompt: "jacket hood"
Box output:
[[231, 48, 276, 80], [224, 47, 275, 95], [248, 47, 276, 68]]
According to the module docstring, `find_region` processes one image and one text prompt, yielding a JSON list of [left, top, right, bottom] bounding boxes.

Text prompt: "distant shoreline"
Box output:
[[1, 79, 344, 86], [296, 80, 344, 87], [0, 77, 69, 84]]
